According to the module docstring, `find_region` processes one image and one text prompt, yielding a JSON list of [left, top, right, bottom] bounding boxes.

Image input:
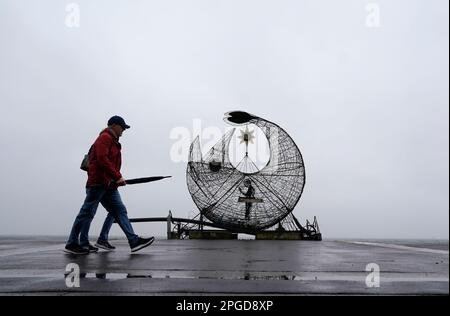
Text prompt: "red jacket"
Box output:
[[87, 128, 122, 187]]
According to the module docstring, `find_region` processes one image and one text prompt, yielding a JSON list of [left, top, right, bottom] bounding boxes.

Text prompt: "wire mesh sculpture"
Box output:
[[186, 111, 306, 234]]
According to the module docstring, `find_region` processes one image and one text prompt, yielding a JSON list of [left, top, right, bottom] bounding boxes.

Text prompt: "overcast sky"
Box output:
[[0, 0, 448, 239]]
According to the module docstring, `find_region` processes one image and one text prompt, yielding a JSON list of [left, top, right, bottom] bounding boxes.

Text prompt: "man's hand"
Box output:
[[116, 177, 127, 186]]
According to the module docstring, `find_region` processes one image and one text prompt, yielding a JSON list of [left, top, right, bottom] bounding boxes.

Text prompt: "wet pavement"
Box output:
[[0, 237, 448, 295]]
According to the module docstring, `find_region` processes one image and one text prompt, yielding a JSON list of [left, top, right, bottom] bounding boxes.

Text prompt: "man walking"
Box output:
[[65, 116, 154, 255]]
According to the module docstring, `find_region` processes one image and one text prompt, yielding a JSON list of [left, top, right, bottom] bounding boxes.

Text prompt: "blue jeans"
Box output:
[[67, 186, 139, 248], [98, 213, 115, 242]]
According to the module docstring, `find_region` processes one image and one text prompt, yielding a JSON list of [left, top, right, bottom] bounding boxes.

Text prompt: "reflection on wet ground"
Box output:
[[0, 237, 448, 295]]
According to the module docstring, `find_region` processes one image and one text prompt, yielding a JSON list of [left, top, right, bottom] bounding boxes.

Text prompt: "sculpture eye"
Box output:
[[209, 161, 222, 172]]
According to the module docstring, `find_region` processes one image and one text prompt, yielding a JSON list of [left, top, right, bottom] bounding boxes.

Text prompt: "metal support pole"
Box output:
[[167, 210, 172, 240]]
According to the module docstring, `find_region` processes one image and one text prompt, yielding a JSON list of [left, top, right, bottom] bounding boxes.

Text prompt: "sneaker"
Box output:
[[64, 244, 89, 255], [88, 244, 99, 253], [130, 237, 155, 253], [95, 240, 116, 251]]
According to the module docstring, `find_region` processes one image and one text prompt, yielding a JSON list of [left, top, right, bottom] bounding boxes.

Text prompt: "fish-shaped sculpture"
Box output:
[[186, 111, 306, 233]]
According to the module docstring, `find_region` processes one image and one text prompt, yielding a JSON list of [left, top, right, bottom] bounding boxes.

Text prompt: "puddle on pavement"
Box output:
[[63, 271, 299, 281]]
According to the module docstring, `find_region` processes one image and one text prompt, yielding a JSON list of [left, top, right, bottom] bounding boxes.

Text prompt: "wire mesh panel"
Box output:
[[186, 111, 306, 233]]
